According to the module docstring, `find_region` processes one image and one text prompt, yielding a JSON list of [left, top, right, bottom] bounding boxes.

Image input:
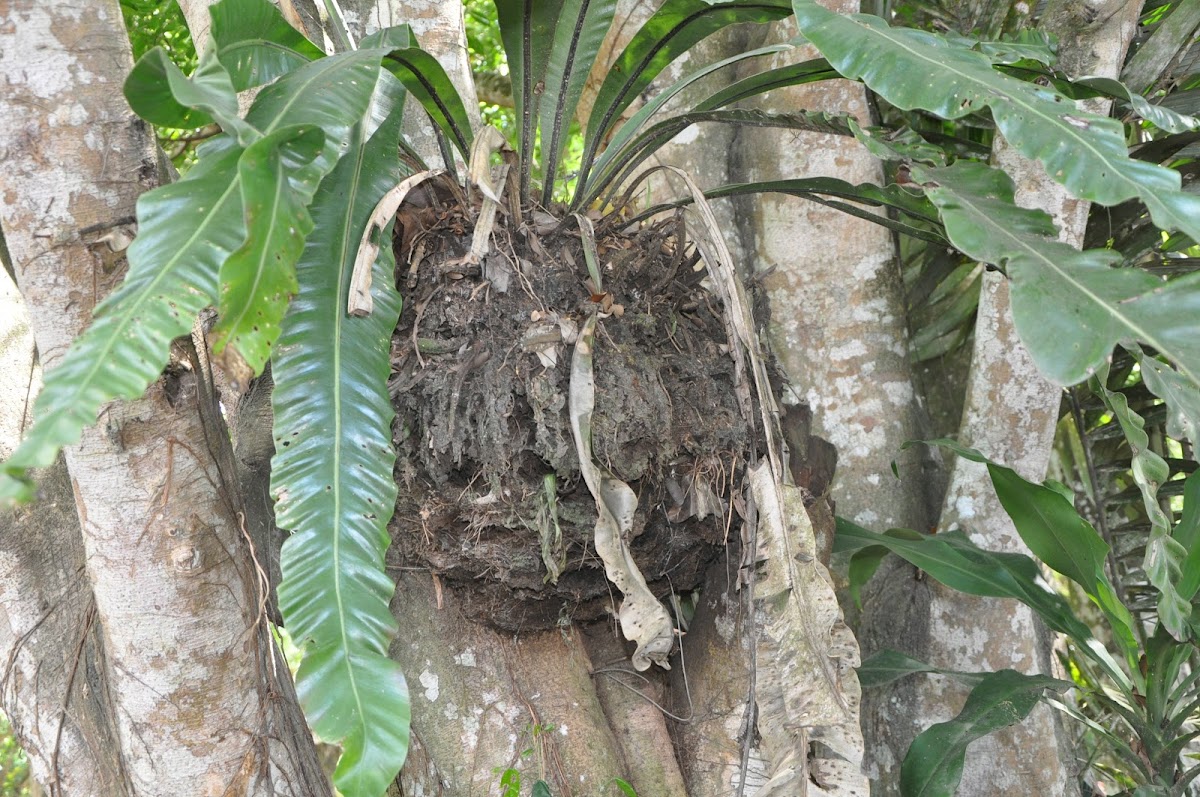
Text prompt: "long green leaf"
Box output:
[[383, 47, 474, 157], [539, 0, 619, 204], [1070, 75, 1200, 135], [1175, 473, 1200, 602], [575, 0, 791, 199], [495, 0, 564, 200], [914, 438, 1137, 656], [987, 458, 1108, 596], [625, 177, 946, 245], [858, 649, 986, 689], [791, 0, 1200, 243], [912, 161, 1200, 394], [589, 107, 848, 209], [209, 0, 326, 91], [901, 669, 1070, 797], [211, 51, 388, 379], [694, 58, 838, 110], [211, 125, 323, 374], [0, 137, 240, 505], [834, 520, 1098, 649], [1092, 369, 1190, 638], [272, 102, 410, 796], [579, 43, 788, 205], [125, 46, 248, 138]]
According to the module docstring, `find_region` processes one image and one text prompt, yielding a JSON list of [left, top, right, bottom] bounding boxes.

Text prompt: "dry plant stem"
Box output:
[[732, 15, 937, 785], [569, 313, 676, 671], [676, 167, 867, 796], [349, 169, 446, 316]]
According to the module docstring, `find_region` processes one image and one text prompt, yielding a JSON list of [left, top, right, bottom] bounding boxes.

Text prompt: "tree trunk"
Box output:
[[0, 262, 129, 797], [0, 3, 327, 794], [908, 4, 1142, 796]]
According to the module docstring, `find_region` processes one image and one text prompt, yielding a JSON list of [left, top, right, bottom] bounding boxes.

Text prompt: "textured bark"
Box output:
[[742, 6, 934, 539], [892, 4, 1143, 796], [585, 626, 689, 797], [0, 268, 129, 797], [0, 3, 328, 794], [387, 574, 629, 796], [668, 561, 765, 797]]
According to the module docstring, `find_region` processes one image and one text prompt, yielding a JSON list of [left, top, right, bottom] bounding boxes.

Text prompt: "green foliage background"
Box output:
[[0, 713, 30, 797]]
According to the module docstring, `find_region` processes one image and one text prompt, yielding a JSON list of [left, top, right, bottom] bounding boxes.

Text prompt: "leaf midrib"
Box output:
[[328, 126, 371, 746], [66, 175, 241, 411]]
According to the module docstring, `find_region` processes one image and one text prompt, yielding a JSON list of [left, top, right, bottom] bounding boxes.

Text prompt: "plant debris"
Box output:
[[385, 179, 757, 632]]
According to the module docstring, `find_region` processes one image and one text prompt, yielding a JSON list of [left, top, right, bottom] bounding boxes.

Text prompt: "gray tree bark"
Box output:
[[0, 263, 129, 797]]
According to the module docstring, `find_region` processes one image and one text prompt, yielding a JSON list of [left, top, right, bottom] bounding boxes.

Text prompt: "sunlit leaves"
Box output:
[[1, 31, 386, 501], [209, 0, 325, 91], [125, 47, 247, 137], [577, 0, 791, 197], [2, 143, 237, 504]]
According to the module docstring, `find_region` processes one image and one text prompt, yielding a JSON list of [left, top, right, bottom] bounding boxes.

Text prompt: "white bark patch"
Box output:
[[453, 648, 476, 667], [828, 340, 868, 361], [419, 669, 440, 702], [670, 124, 700, 145], [953, 493, 977, 521], [0, 272, 38, 459], [460, 712, 480, 750], [1, 8, 84, 100], [853, 508, 879, 526], [882, 380, 914, 407]]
